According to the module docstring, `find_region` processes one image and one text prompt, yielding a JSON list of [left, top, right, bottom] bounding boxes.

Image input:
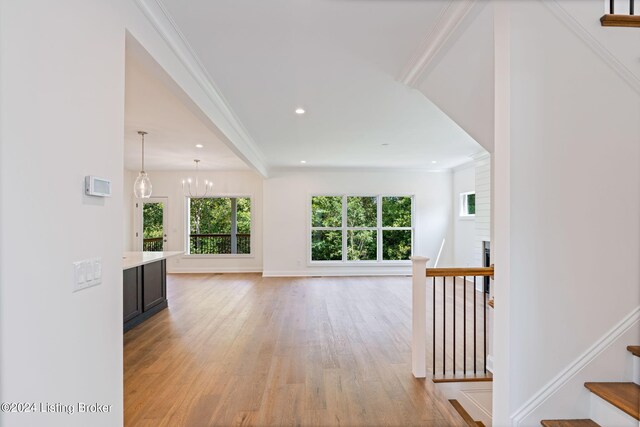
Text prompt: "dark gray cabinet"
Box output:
[[123, 267, 142, 323], [123, 259, 168, 332], [142, 258, 166, 311]]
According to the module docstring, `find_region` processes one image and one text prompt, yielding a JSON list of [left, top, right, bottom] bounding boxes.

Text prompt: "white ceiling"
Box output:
[[154, 0, 484, 170], [124, 51, 250, 171]]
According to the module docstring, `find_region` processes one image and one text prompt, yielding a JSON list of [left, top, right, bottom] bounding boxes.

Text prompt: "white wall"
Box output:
[[474, 153, 491, 269], [416, 1, 495, 152], [134, 170, 263, 273], [558, 0, 640, 83], [123, 170, 136, 251], [263, 170, 454, 276], [0, 2, 128, 425], [0, 0, 261, 425], [452, 155, 491, 272], [453, 163, 476, 267], [491, 1, 640, 424]]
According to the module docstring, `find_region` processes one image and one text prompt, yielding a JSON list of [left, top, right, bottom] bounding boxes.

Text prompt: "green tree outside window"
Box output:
[[311, 195, 412, 262]]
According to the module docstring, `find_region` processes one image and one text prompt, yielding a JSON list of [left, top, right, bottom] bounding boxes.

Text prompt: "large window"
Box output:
[[310, 195, 413, 262], [187, 197, 251, 255]]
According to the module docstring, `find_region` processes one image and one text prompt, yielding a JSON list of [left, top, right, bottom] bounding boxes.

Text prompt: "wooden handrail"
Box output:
[[601, 0, 639, 27], [426, 266, 494, 277], [600, 14, 640, 27]]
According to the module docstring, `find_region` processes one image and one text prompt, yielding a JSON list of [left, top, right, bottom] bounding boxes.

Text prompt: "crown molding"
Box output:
[[398, 0, 477, 87], [452, 160, 475, 172], [268, 165, 453, 177], [471, 150, 490, 161], [133, 0, 270, 176], [543, 0, 640, 94]]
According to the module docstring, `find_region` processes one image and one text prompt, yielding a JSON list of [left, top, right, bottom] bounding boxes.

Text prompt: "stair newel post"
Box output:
[[411, 256, 429, 378]]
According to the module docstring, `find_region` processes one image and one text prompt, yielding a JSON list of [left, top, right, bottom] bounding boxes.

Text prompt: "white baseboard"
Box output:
[[510, 306, 640, 426], [262, 269, 411, 277], [167, 268, 413, 277], [168, 267, 262, 274]]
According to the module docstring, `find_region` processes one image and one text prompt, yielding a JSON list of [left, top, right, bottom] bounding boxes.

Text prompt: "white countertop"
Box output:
[[123, 251, 183, 270]]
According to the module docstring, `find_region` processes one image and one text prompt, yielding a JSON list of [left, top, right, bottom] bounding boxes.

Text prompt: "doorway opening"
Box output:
[[139, 198, 167, 251]]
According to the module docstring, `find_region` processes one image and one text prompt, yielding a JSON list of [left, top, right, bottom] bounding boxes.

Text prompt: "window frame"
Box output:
[[308, 194, 414, 265], [459, 191, 476, 218], [184, 194, 254, 258]]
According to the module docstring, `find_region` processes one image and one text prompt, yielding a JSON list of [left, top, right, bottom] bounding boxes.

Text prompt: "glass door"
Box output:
[[139, 198, 167, 252]]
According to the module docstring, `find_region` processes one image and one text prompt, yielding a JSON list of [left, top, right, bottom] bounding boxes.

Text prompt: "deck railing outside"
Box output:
[[190, 233, 250, 255], [142, 237, 163, 252]]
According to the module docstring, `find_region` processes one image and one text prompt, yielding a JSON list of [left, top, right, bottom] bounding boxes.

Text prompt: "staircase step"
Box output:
[[627, 346, 640, 357], [540, 420, 600, 427], [584, 382, 640, 421], [449, 399, 480, 427], [449, 399, 489, 427]]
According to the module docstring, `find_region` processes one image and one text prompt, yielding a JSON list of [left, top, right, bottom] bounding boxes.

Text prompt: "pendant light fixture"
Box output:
[[133, 131, 152, 199], [182, 159, 212, 198]]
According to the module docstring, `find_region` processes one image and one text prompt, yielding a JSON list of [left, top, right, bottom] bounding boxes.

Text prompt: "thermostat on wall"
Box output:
[[85, 176, 112, 197]]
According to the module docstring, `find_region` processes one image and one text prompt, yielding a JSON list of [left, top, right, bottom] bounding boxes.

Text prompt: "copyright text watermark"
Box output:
[[1, 402, 112, 414]]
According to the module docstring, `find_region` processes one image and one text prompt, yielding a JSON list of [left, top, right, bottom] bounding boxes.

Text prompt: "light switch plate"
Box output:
[[73, 257, 102, 292], [94, 260, 102, 279]]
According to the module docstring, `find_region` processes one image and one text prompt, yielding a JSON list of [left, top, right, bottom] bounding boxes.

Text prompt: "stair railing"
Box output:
[[411, 257, 494, 379], [601, 0, 640, 27]]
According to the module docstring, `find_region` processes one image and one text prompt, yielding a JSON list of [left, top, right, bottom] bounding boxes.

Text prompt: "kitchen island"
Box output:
[[122, 251, 182, 332]]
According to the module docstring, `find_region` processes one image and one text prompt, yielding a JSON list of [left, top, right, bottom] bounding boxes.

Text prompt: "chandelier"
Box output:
[[182, 159, 212, 198], [133, 131, 152, 198]]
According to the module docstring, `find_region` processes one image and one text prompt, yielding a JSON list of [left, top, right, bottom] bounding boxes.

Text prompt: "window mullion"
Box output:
[[186, 197, 191, 254], [342, 195, 347, 262], [230, 197, 237, 254], [377, 195, 382, 261]]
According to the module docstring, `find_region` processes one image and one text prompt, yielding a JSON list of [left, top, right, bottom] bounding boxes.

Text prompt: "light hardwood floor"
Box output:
[[124, 274, 470, 427]]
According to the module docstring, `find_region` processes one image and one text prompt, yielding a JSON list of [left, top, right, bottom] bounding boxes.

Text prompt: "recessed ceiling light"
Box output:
[[295, 108, 306, 115], [431, 161, 437, 164], [300, 160, 307, 164], [195, 144, 204, 148]]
